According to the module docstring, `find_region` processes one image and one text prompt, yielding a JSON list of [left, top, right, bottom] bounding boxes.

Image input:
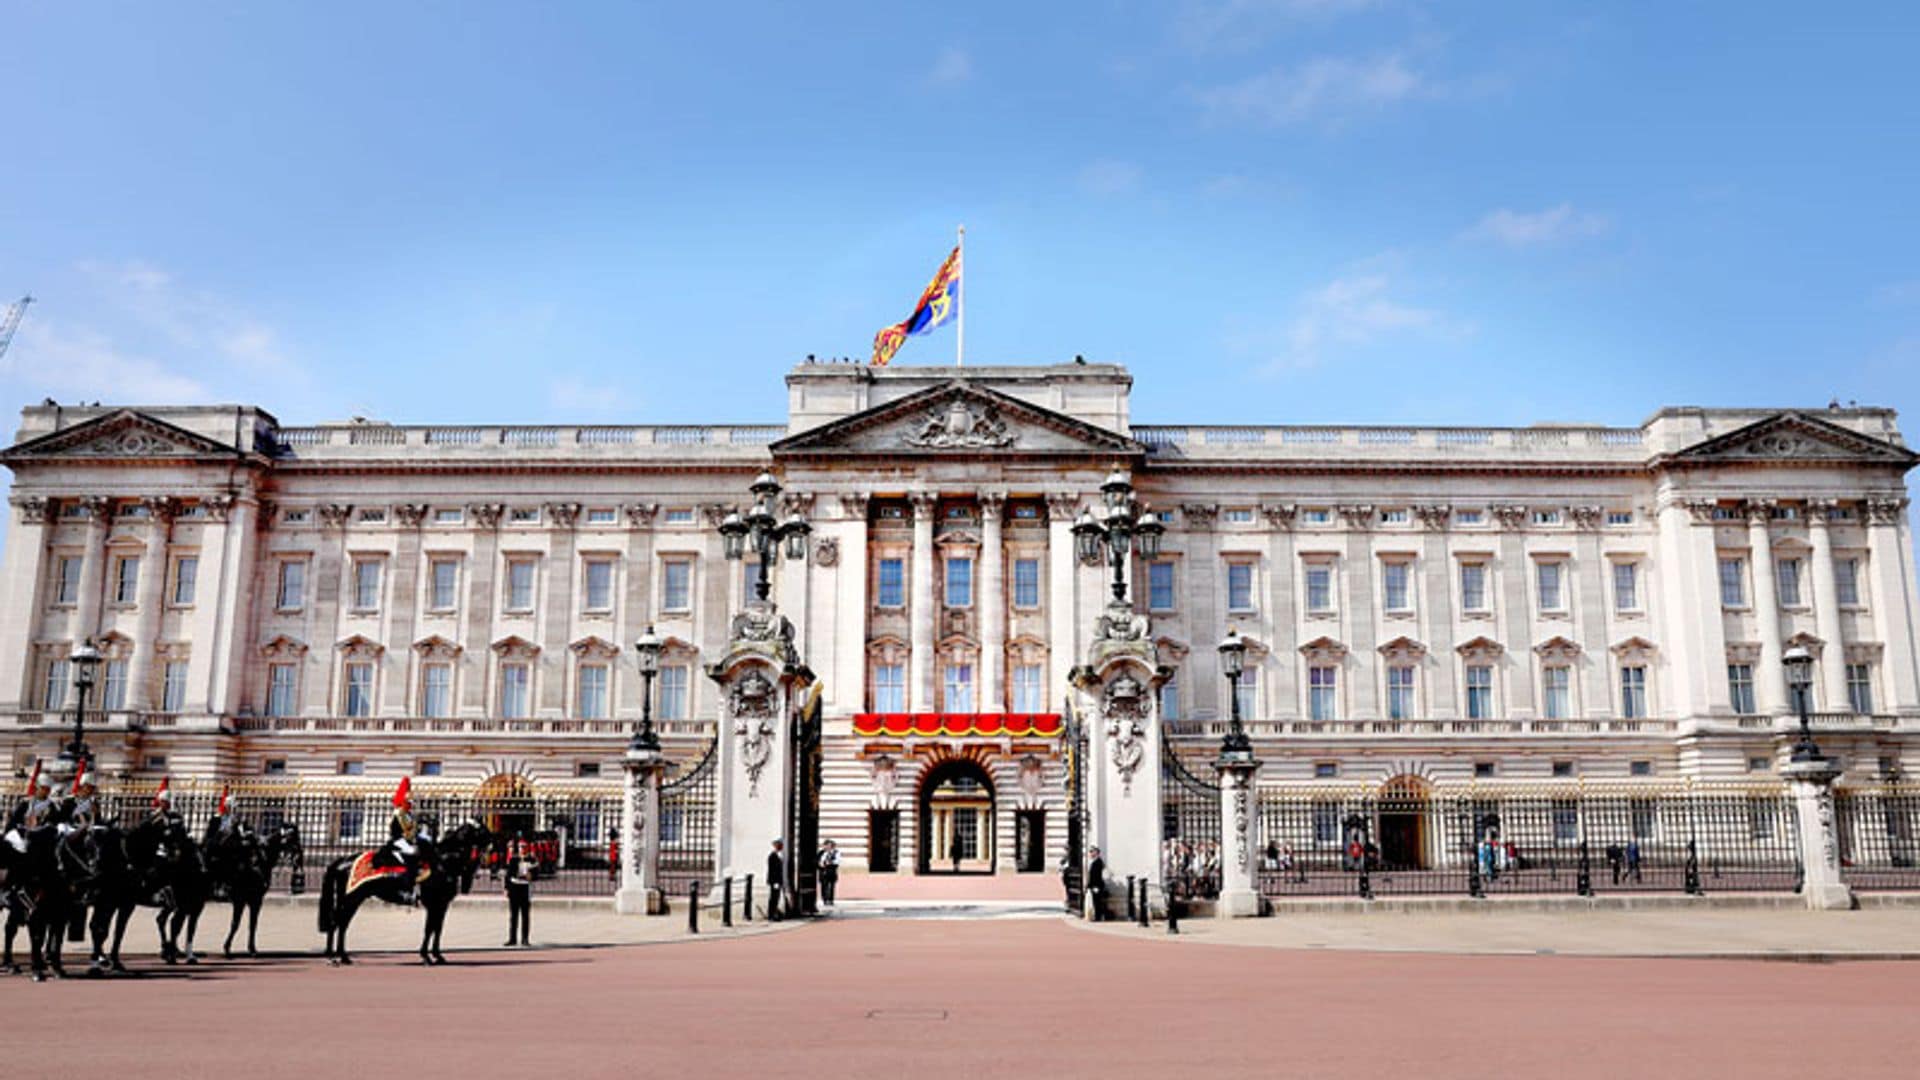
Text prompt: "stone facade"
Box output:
[[3, 364, 1918, 874]]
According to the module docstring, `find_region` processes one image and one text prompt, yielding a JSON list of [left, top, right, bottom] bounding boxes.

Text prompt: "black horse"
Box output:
[[318, 818, 488, 966], [81, 814, 212, 972], [3, 826, 83, 980], [206, 821, 303, 957]]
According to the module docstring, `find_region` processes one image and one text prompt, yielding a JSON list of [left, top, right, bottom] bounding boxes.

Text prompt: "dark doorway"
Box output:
[[917, 758, 996, 875], [868, 809, 900, 873], [1377, 775, 1429, 870], [1015, 810, 1047, 873]]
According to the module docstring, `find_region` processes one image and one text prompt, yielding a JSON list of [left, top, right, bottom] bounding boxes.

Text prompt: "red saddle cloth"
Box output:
[[345, 851, 415, 896]]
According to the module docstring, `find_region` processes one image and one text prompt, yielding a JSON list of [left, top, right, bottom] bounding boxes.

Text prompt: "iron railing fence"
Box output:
[[1834, 786, 1920, 890], [1161, 748, 1223, 901], [658, 736, 720, 897], [1256, 785, 1802, 900]]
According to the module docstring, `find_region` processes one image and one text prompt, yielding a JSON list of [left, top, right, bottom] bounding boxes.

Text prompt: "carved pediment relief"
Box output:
[[260, 634, 309, 659], [0, 409, 238, 464], [1377, 635, 1428, 662], [1664, 412, 1918, 468], [1533, 635, 1583, 663], [412, 634, 464, 661], [1610, 635, 1658, 661], [1299, 635, 1349, 664], [336, 633, 385, 659], [490, 635, 541, 660], [1725, 641, 1762, 665], [1455, 635, 1505, 660], [771, 382, 1142, 458], [568, 635, 622, 661]]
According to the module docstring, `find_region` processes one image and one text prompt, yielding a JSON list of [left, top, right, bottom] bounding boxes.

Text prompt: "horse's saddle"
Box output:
[[345, 851, 428, 897]]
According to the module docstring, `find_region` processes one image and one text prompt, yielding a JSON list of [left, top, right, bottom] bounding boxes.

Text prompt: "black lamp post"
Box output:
[[1071, 469, 1164, 605], [630, 625, 663, 753], [64, 638, 103, 765], [1783, 644, 1823, 762], [1218, 627, 1253, 761], [718, 471, 811, 603]]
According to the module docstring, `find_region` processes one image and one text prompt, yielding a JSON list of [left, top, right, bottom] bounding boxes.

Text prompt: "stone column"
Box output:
[[1492, 509, 1535, 717], [1182, 504, 1221, 718], [126, 497, 177, 710], [1339, 508, 1378, 719], [1046, 494, 1081, 697], [461, 504, 504, 714], [1780, 757, 1855, 910], [73, 495, 112, 643], [1264, 505, 1300, 721], [1215, 754, 1262, 917], [979, 492, 1006, 712], [1414, 507, 1457, 718], [710, 614, 812, 883], [1747, 502, 1788, 713], [1078, 652, 1163, 915], [304, 504, 352, 715], [615, 743, 668, 914], [381, 505, 428, 714], [1806, 500, 1849, 709], [540, 503, 581, 716], [1865, 498, 1919, 717], [908, 491, 936, 712], [618, 504, 658, 715], [1, 496, 53, 710]]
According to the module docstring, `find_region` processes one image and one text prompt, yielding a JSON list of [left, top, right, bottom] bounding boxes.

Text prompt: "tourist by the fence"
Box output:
[[1605, 842, 1624, 884], [1087, 846, 1108, 921], [505, 834, 534, 947], [767, 838, 785, 920], [1624, 839, 1643, 883], [817, 839, 840, 906]]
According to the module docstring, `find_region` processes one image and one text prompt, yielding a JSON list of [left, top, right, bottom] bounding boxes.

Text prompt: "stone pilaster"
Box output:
[[614, 744, 668, 914], [73, 495, 112, 644], [381, 505, 428, 715], [1074, 608, 1163, 914], [979, 491, 1006, 711], [1865, 498, 1919, 717], [1747, 502, 1788, 713], [540, 503, 580, 715], [126, 496, 176, 710], [1780, 757, 1855, 910], [907, 491, 936, 712], [460, 504, 504, 714], [0, 496, 53, 711], [709, 602, 813, 883], [1806, 500, 1849, 709]]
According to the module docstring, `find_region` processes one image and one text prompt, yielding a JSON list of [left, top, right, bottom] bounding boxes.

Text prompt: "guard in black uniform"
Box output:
[[504, 835, 534, 947], [766, 838, 785, 921]]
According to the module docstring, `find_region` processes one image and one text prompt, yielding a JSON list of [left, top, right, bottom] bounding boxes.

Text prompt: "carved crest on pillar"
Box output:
[[624, 503, 658, 528], [1336, 504, 1376, 530], [203, 494, 236, 522], [1492, 505, 1530, 531], [871, 754, 897, 804], [1044, 493, 1080, 522], [9, 495, 49, 524], [1103, 672, 1150, 795], [729, 669, 778, 796], [1866, 497, 1909, 525], [902, 399, 1016, 448], [1179, 503, 1219, 532], [546, 502, 582, 529], [1570, 505, 1604, 531], [1019, 754, 1044, 801], [393, 503, 429, 528], [813, 537, 839, 567], [469, 503, 505, 529], [1260, 504, 1296, 530], [1413, 504, 1452, 531], [1093, 601, 1149, 645], [317, 503, 353, 530]]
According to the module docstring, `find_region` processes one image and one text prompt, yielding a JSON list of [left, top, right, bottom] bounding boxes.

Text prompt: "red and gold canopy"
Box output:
[[851, 713, 1063, 739]]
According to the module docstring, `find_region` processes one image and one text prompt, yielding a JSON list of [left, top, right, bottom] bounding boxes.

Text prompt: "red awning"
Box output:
[[851, 713, 1063, 739]]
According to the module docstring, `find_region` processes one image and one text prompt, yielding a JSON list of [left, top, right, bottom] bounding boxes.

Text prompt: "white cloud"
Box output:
[[1078, 159, 1144, 197], [1228, 270, 1458, 373], [548, 374, 629, 415], [928, 46, 973, 86], [1195, 53, 1424, 127], [5, 320, 209, 402], [1465, 204, 1609, 248]]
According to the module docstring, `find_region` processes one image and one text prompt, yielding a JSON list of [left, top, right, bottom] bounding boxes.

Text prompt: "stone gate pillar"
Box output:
[[1074, 601, 1167, 916], [1781, 756, 1856, 910], [709, 601, 814, 891], [1215, 753, 1262, 917], [615, 744, 666, 914]]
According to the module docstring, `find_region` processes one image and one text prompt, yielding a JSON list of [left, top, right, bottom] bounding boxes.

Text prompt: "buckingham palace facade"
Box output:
[[3, 361, 1917, 873]]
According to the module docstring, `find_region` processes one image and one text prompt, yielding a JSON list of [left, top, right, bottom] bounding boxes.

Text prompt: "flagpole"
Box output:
[[956, 224, 965, 368]]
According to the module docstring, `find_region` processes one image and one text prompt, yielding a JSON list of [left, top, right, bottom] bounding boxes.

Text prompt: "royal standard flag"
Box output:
[[872, 245, 962, 366]]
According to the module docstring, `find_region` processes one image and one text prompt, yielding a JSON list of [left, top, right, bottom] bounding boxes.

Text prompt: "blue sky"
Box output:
[[2, 2, 1917, 435]]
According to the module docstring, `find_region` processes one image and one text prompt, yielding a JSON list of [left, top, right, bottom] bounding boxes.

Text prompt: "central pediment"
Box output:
[[772, 381, 1143, 458], [1660, 412, 1917, 470]]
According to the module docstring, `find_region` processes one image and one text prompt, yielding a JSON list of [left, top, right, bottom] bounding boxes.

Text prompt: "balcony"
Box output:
[[1163, 716, 1679, 739]]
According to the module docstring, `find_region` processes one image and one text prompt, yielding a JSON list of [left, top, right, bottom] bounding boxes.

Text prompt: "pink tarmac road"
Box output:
[[5, 918, 1918, 1079]]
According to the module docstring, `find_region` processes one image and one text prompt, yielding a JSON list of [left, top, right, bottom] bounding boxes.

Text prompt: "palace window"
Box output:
[[1301, 508, 1332, 525], [1158, 676, 1178, 721], [1226, 561, 1255, 613], [1379, 508, 1410, 526], [943, 663, 974, 712], [1607, 510, 1635, 526], [509, 507, 541, 525], [42, 658, 69, 711], [1728, 664, 1756, 715], [172, 555, 198, 606], [1234, 667, 1258, 720], [577, 762, 602, 778], [1847, 663, 1875, 715], [577, 664, 609, 719], [428, 558, 459, 611], [1612, 561, 1639, 613], [1553, 800, 1579, 841], [1748, 756, 1772, 772], [433, 508, 463, 525], [1314, 762, 1340, 779], [1474, 761, 1497, 778], [946, 556, 973, 608], [659, 664, 690, 719], [586, 508, 618, 525], [266, 664, 298, 717], [1619, 666, 1648, 719], [420, 663, 452, 718], [277, 561, 307, 610], [1013, 558, 1041, 608], [102, 659, 128, 711], [418, 760, 443, 776], [583, 559, 615, 612], [1013, 664, 1043, 712], [872, 663, 905, 713], [661, 559, 692, 613], [1532, 509, 1562, 526], [1147, 561, 1175, 612], [1776, 557, 1803, 607], [1542, 666, 1571, 720], [161, 660, 189, 713], [113, 555, 141, 604], [1305, 563, 1334, 614], [664, 508, 695, 525], [1455, 509, 1485, 526], [1552, 761, 1577, 778], [1465, 664, 1495, 720], [1459, 562, 1488, 613], [1835, 557, 1862, 607], [1308, 665, 1337, 721], [499, 662, 531, 718], [1536, 561, 1566, 613], [1223, 508, 1254, 525], [358, 508, 387, 525], [1312, 804, 1340, 844], [338, 759, 365, 777], [1718, 557, 1746, 608], [876, 558, 905, 608], [1386, 665, 1416, 720], [505, 558, 537, 612], [343, 662, 374, 718], [263, 759, 288, 776], [352, 559, 382, 611], [53, 556, 81, 605], [1382, 560, 1413, 613]]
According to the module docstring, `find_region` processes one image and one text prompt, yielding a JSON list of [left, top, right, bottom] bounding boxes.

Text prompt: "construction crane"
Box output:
[[0, 295, 32, 362]]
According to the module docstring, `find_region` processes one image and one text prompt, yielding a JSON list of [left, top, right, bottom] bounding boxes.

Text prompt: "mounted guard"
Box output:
[[4, 760, 47, 853], [66, 761, 99, 832]]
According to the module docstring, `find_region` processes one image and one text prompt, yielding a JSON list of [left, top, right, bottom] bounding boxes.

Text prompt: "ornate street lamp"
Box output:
[[1218, 627, 1253, 761], [64, 638, 103, 764], [718, 471, 811, 602], [1070, 469, 1164, 604], [1783, 644, 1822, 762], [630, 625, 663, 753]]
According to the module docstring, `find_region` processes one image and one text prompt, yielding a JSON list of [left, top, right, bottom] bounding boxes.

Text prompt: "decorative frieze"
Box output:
[[468, 503, 504, 530], [9, 495, 49, 524], [1336, 504, 1375, 530], [393, 503, 429, 528], [317, 503, 353, 530], [1412, 505, 1451, 531], [1569, 505, 1604, 531], [546, 502, 582, 529], [1179, 503, 1219, 531], [1866, 498, 1908, 525], [1260, 503, 1297, 530], [623, 502, 658, 528]]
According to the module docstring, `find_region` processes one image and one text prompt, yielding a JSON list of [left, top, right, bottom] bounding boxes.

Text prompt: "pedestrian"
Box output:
[[504, 834, 534, 947], [1625, 838, 1642, 883], [1605, 842, 1623, 885], [1086, 846, 1109, 921], [766, 838, 785, 920], [817, 839, 840, 907]]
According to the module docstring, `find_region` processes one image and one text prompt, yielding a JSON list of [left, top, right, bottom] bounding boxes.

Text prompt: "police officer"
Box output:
[[503, 834, 534, 947]]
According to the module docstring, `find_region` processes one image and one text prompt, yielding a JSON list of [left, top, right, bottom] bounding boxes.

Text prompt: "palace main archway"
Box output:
[[917, 757, 997, 875]]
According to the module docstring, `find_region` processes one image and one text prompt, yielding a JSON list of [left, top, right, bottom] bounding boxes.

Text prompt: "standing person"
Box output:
[[765, 838, 785, 921], [817, 839, 840, 907], [1605, 842, 1624, 885], [1624, 838, 1643, 883], [1086, 846, 1108, 921], [504, 834, 534, 947]]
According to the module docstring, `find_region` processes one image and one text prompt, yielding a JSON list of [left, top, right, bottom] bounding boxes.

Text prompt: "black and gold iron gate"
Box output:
[[1161, 745, 1223, 902], [658, 734, 719, 896], [1063, 698, 1088, 913], [787, 686, 824, 916]]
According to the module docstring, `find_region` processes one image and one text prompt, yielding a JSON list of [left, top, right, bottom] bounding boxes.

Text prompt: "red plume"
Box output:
[[151, 775, 170, 808], [392, 775, 412, 808], [25, 759, 40, 793], [217, 785, 231, 816], [72, 757, 87, 795]]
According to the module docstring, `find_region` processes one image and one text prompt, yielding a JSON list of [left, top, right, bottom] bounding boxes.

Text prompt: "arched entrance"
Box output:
[[1377, 775, 1430, 870], [476, 772, 536, 837], [917, 758, 996, 875]]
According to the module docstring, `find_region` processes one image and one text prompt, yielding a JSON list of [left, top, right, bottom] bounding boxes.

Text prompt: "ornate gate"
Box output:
[[787, 686, 824, 916], [659, 734, 719, 895], [1063, 697, 1088, 914], [1161, 744, 1222, 901]]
